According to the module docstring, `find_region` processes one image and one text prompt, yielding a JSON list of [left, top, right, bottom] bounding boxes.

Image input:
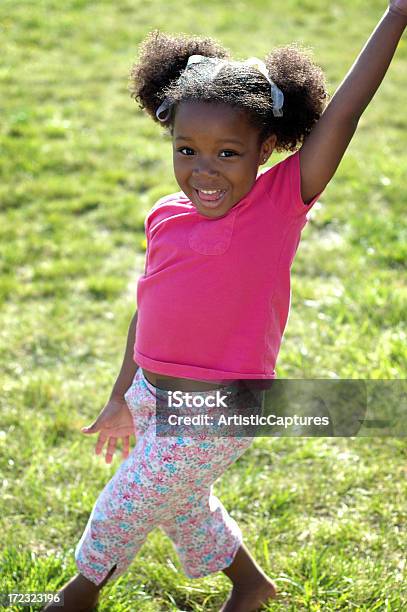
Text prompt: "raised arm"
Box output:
[[299, 2, 407, 204]]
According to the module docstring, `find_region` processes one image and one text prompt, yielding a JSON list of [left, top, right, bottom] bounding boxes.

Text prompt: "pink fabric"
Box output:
[[134, 150, 323, 380], [75, 368, 253, 584]]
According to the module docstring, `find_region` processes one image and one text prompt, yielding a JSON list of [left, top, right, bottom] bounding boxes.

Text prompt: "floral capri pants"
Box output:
[[74, 368, 255, 585]]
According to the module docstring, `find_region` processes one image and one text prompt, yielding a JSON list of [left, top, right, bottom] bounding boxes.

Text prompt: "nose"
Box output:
[[192, 158, 219, 179]]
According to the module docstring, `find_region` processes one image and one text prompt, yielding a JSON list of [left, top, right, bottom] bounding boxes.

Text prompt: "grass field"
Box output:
[[1, 0, 406, 610]]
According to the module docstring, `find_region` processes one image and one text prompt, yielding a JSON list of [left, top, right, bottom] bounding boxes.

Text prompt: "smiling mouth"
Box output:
[[194, 188, 227, 208]]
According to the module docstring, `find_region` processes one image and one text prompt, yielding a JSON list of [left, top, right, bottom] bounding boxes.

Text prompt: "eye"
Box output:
[[176, 147, 239, 157], [219, 150, 239, 158], [177, 147, 195, 155]]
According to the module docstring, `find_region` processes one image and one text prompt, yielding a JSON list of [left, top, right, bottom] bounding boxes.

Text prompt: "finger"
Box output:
[[95, 431, 108, 455], [122, 436, 130, 459], [81, 418, 100, 434], [105, 437, 117, 464]]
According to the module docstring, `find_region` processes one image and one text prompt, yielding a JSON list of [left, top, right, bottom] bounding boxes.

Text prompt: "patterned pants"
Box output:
[[75, 368, 254, 585]]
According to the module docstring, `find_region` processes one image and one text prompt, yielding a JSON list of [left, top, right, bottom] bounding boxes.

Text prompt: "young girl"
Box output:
[[44, 3, 406, 611]]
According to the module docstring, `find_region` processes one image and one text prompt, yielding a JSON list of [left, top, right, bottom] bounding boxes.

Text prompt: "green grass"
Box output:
[[1, 0, 406, 609]]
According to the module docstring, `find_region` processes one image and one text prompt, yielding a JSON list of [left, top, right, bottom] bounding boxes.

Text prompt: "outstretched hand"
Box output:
[[81, 394, 135, 464], [389, 0, 407, 16]]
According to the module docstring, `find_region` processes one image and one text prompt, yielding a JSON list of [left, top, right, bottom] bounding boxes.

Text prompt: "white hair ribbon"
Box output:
[[155, 54, 284, 121], [244, 57, 284, 117], [156, 55, 226, 121]]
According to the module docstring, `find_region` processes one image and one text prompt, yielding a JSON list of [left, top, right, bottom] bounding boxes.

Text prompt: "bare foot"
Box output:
[[42, 573, 100, 612], [219, 576, 277, 612], [43, 564, 117, 611]]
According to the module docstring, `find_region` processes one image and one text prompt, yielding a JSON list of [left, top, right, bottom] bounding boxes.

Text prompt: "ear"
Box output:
[[259, 134, 277, 165]]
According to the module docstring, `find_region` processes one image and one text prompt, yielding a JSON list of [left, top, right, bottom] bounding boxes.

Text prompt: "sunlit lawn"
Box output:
[[1, 0, 406, 609]]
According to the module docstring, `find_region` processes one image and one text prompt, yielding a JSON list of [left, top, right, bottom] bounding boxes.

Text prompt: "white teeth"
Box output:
[[200, 189, 220, 194]]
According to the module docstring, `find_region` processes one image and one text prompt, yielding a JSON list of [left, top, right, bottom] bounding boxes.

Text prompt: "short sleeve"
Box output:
[[143, 195, 169, 274], [143, 195, 170, 274], [143, 191, 193, 274], [262, 150, 323, 217]]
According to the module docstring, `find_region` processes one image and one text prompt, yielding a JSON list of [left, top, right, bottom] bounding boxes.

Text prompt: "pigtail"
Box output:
[[129, 30, 230, 123], [265, 44, 329, 151]]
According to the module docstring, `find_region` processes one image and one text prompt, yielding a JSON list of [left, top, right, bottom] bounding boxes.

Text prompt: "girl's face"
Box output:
[[172, 101, 276, 218]]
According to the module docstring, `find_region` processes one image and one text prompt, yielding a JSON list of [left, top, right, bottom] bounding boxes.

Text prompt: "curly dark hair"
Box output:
[[129, 30, 329, 152]]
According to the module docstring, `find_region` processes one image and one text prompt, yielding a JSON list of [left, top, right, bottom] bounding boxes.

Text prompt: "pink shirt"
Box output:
[[133, 150, 323, 380]]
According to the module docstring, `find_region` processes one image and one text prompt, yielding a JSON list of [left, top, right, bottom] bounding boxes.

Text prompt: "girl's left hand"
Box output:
[[389, 0, 407, 16]]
